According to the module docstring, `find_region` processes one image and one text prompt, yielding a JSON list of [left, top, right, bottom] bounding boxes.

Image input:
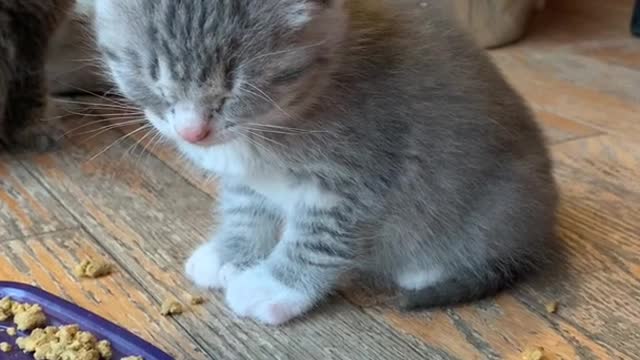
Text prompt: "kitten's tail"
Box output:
[[398, 260, 531, 310]]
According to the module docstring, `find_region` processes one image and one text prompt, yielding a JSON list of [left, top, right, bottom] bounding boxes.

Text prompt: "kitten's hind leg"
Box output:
[[396, 263, 521, 310]]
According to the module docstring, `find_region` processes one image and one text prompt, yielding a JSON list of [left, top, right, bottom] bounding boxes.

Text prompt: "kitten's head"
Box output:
[[95, 0, 346, 147]]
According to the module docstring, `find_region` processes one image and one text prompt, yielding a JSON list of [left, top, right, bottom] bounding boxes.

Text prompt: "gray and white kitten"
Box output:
[[0, 0, 74, 150], [95, 0, 558, 325]]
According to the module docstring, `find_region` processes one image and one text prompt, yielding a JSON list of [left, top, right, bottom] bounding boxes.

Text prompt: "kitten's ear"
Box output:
[[285, 0, 345, 28]]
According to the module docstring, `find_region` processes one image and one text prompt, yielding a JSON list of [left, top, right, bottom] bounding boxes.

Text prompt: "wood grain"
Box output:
[[0, 153, 76, 242]]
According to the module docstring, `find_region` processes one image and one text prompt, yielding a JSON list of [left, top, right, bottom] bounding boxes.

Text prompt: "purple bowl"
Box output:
[[0, 282, 173, 360]]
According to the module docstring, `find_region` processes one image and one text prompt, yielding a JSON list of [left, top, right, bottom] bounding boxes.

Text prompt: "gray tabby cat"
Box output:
[[0, 0, 75, 150], [95, 0, 558, 325]]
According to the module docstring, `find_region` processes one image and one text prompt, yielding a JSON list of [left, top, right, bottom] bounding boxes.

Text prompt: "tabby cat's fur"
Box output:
[[0, 0, 74, 150]]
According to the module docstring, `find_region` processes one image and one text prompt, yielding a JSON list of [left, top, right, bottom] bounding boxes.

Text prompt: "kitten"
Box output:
[[95, 0, 558, 325], [0, 0, 74, 150]]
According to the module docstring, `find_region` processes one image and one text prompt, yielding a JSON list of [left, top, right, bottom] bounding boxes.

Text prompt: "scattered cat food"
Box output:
[[0, 342, 11, 353], [522, 346, 546, 360], [74, 258, 113, 278], [16, 324, 113, 360], [160, 299, 183, 316], [0, 297, 47, 331], [189, 295, 205, 306], [6, 326, 17, 336], [545, 301, 559, 314]]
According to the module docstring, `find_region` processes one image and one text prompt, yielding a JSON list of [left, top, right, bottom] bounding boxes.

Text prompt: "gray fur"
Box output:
[[0, 0, 74, 151], [96, 0, 558, 313]]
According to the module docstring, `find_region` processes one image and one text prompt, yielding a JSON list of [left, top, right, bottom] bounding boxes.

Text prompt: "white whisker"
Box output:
[[243, 40, 326, 66], [241, 82, 293, 119], [88, 125, 152, 161], [60, 116, 146, 138]]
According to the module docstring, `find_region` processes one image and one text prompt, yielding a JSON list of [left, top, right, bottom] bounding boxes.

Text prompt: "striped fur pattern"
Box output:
[[95, 0, 558, 325], [0, 0, 74, 150]]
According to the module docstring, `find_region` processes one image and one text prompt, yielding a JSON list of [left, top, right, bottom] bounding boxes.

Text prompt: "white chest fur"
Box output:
[[183, 141, 339, 212]]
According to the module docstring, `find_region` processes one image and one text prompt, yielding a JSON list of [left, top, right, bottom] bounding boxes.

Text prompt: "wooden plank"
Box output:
[[0, 229, 207, 359], [500, 49, 640, 105], [491, 51, 640, 139], [19, 122, 466, 359], [534, 110, 601, 145], [0, 154, 77, 241], [577, 39, 640, 71]]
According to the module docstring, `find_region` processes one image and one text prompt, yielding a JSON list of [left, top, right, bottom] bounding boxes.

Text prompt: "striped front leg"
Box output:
[[224, 191, 358, 325], [185, 182, 282, 290]]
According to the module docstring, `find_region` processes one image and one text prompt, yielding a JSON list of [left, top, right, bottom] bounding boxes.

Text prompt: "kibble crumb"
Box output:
[[13, 303, 47, 331], [6, 327, 17, 336], [74, 258, 113, 278], [160, 299, 183, 316], [0, 297, 12, 321], [189, 295, 205, 305], [0, 342, 11, 353], [522, 346, 546, 360], [97, 340, 113, 359], [545, 301, 559, 314]]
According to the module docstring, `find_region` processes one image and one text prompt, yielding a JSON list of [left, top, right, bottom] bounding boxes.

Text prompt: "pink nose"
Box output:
[[177, 125, 211, 144]]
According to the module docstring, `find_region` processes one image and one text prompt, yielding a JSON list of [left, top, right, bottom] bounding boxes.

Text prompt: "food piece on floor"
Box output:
[[0, 342, 11, 352], [160, 299, 183, 316], [74, 258, 113, 278], [522, 346, 546, 360], [545, 301, 559, 314], [6, 327, 17, 336], [17, 324, 113, 360], [189, 295, 205, 305], [121, 356, 144, 360]]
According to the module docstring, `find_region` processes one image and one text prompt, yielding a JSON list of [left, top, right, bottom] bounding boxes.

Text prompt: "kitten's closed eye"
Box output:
[[271, 61, 316, 84], [216, 97, 229, 113]]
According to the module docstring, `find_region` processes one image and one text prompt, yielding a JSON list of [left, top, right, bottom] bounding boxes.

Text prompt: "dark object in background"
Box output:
[[633, 0, 640, 37]]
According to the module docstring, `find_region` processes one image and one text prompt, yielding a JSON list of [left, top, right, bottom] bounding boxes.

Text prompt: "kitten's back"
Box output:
[[335, 1, 557, 307]]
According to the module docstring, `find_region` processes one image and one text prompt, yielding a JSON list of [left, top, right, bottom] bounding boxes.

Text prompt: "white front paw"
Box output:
[[225, 265, 315, 325], [185, 242, 231, 289]]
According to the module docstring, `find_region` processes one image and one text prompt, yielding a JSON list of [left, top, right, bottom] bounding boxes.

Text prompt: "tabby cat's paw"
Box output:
[[9, 124, 63, 152], [225, 265, 315, 325], [185, 242, 233, 290]]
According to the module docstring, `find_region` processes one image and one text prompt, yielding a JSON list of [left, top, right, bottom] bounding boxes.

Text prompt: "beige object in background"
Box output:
[[450, 0, 546, 48]]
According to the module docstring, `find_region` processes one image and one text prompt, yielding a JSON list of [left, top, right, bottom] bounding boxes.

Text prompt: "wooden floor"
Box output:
[[1, 0, 639, 359]]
